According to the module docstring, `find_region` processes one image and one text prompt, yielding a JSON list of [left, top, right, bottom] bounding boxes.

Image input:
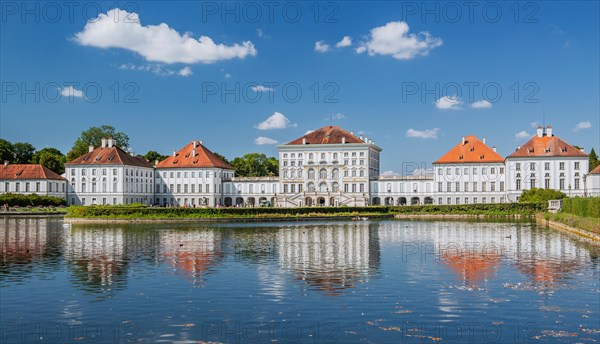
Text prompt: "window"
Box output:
[[352, 184, 357, 193], [530, 178, 536, 189], [473, 182, 478, 192], [559, 179, 565, 190], [464, 167, 469, 175], [559, 162, 565, 170], [438, 182, 443, 192], [516, 179, 521, 190], [447, 197, 451, 205], [499, 167, 504, 174], [332, 169, 339, 179], [360, 184, 365, 192], [473, 167, 478, 174], [490, 167, 496, 174], [464, 182, 469, 192], [516, 163, 521, 171], [446, 168, 451, 175], [545, 162, 550, 170], [438, 169, 442, 175], [35, 182, 40, 192], [177, 184, 181, 193], [319, 169, 327, 179], [25, 182, 30, 192], [545, 178, 550, 189], [500, 181, 505, 191], [344, 184, 349, 192], [574, 179, 580, 190], [491, 182, 495, 191], [446, 182, 451, 192], [308, 169, 315, 179], [307, 183, 315, 192], [574, 162, 580, 170], [482, 182, 487, 192], [529, 162, 536, 171], [184, 184, 188, 193]]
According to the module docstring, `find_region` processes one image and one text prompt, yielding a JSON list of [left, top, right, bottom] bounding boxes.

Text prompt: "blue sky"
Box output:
[[1, 1, 598, 174]]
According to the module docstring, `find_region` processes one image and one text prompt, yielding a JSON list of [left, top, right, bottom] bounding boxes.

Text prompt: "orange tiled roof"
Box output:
[[590, 165, 600, 174], [508, 134, 587, 158], [287, 126, 364, 145], [66, 146, 153, 168], [156, 141, 233, 169], [433, 135, 504, 164], [0, 164, 65, 180]]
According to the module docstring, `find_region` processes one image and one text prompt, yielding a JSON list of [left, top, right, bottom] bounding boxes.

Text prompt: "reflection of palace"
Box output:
[[0, 217, 62, 277], [277, 223, 380, 296], [159, 230, 223, 285], [378, 221, 593, 286], [64, 227, 128, 292]]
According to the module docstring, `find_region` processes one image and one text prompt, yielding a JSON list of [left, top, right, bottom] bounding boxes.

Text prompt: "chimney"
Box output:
[[107, 138, 114, 148], [192, 149, 196, 157], [537, 126, 543, 138], [101, 138, 107, 148], [302, 138, 306, 145], [173, 151, 176, 157], [342, 137, 346, 144], [193, 141, 197, 148], [580, 148, 585, 153], [154, 160, 159, 167], [462, 136, 465, 145], [359, 135, 364, 141], [88, 145, 94, 153], [482, 137, 486, 144], [350, 131, 354, 137], [546, 126, 553, 137], [199, 140, 203, 145], [493, 146, 497, 152], [3, 160, 8, 166]]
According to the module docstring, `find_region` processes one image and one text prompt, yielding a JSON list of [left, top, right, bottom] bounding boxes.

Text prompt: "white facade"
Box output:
[[154, 167, 234, 207], [65, 139, 154, 206], [370, 176, 435, 205], [586, 167, 600, 197], [1, 178, 66, 198], [276, 137, 381, 207], [433, 163, 507, 205]]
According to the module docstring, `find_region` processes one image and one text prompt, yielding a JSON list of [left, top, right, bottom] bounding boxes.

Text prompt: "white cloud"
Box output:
[[470, 100, 492, 109], [412, 168, 434, 177], [177, 66, 193, 77], [325, 113, 346, 121], [252, 85, 274, 92], [515, 131, 531, 139], [255, 112, 297, 130], [336, 36, 352, 48], [59, 86, 83, 98], [530, 121, 540, 128], [406, 128, 439, 139], [573, 121, 591, 131], [356, 21, 442, 60], [224, 73, 232, 78], [75, 8, 257, 64], [254, 136, 278, 145], [435, 96, 463, 110], [314, 40, 331, 53], [382, 170, 397, 176], [118, 63, 192, 77]]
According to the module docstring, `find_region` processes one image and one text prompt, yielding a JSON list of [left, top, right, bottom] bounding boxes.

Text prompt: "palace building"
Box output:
[[2, 125, 596, 206]]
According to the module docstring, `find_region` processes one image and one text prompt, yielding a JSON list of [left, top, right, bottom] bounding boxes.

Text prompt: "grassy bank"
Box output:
[[66, 203, 544, 220], [543, 212, 600, 236]]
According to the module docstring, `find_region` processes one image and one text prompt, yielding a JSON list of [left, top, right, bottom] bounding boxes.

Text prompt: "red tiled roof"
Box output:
[[0, 164, 65, 180], [433, 135, 504, 164], [287, 126, 364, 145], [66, 146, 153, 168], [156, 141, 233, 169], [590, 165, 600, 175], [508, 134, 587, 158]]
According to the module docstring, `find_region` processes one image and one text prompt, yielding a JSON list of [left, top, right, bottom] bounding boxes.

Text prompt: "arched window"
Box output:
[[307, 182, 315, 192], [102, 178, 107, 192], [319, 168, 327, 179], [92, 178, 97, 192], [308, 169, 315, 179], [333, 153, 338, 160], [332, 168, 339, 179], [332, 182, 339, 192], [309, 153, 314, 160], [319, 182, 328, 192], [113, 178, 118, 192], [320, 153, 326, 160]]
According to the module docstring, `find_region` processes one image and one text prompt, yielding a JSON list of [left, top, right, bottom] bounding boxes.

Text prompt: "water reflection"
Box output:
[[64, 227, 129, 295], [159, 229, 224, 285], [277, 222, 380, 296]]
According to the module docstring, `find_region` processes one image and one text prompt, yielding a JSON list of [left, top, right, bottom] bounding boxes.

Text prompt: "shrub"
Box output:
[[0, 193, 66, 207], [562, 197, 600, 218], [519, 188, 566, 203]]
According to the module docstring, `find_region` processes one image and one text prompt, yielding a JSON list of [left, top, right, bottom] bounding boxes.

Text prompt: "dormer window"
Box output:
[[470, 147, 475, 152]]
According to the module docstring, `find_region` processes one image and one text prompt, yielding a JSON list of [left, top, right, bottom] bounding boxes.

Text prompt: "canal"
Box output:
[[1, 217, 599, 343]]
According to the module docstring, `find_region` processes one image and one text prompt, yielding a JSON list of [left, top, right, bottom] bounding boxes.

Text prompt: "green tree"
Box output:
[[213, 152, 230, 164], [589, 148, 599, 171], [519, 188, 566, 203], [230, 153, 279, 177], [0, 139, 14, 163], [143, 151, 168, 165], [66, 125, 129, 162], [12, 142, 35, 164], [31, 147, 66, 174]]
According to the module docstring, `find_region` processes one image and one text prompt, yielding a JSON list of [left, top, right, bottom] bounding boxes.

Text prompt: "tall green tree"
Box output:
[[12, 142, 35, 164], [31, 148, 66, 174], [66, 125, 129, 162], [143, 151, 168, 165], [589, 148, 599, 171], [230, 153, 279, 177], [212, 152, 229, 164], [0, 139, 14, 163]]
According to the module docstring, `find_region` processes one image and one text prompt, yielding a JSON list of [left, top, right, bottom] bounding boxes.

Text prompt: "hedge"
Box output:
[[562, 197, 600, 218], [0, 193, 67, 207], [66, 202, 545, 218]]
